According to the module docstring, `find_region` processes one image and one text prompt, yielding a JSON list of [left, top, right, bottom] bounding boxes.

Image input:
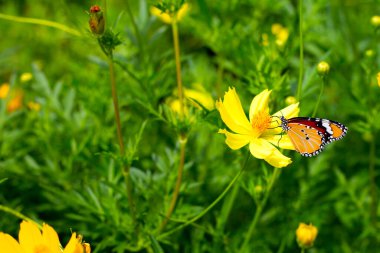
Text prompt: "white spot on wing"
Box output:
[[322, 119, 333, 135]]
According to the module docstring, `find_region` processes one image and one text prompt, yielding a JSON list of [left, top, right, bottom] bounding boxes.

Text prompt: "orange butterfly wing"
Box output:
[[286, 122, 326, 157]]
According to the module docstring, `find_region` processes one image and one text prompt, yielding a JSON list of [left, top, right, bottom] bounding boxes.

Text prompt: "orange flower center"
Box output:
[[251, 110, 271, 137]]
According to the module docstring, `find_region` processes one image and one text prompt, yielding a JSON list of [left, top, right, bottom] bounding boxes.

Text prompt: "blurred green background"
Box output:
[[0, 0, 379, 252]]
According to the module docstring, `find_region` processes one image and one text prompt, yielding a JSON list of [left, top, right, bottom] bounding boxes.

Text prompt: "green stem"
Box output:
[[240, 167, 282, 252], [0, 205, 42, 230], [312, 76, 325, 117], [0, 13, 80, 36], [171, 20, 185, 117], [369, 135, 377, 226], [296, 0, 304, 101], [301, 248, 306, 253], [157, 154, 250, 240], [159, 138, 187, 231], [108, 56, 138, 236]]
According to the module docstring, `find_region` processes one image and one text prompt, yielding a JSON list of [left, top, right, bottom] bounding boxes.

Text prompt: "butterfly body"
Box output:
[[280, 116, 347, 157]]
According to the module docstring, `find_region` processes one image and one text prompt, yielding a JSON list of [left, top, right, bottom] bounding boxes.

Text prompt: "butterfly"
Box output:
[[279, 116, 348, 157]]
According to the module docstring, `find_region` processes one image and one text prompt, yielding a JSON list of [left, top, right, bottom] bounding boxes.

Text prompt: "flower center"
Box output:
[[251, 110, 271, 137]]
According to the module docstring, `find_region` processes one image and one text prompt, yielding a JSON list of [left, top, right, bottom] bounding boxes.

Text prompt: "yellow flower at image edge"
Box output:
[[150, 3, 189, 24], [0, 220, 90, 253], [296, 223, 318, 249], [216, 88, 299, 168], [377, 72, 380, 87]]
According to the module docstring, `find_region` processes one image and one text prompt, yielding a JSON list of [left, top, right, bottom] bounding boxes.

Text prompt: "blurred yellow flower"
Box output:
[[0, 220, 90, 253], [169, 86, 214, 114], [7, 90, 23, 113], [371, 15, 380, 27], [271, 23, 289, 47], [28, 101, 41, 111], [0, 83, 10, 99], [20, 72, 33, 83], [377, 72, 380, 87], [150, 3, 189, 24], [216, 88, 299, 168], [285, 96, 297, 105], [296, 223, 318, 249]]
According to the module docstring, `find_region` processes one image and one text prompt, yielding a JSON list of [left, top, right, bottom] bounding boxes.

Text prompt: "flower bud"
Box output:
[[89, 5, 105, 35], [371, 15, 380, 27], [317, 61, 330, 75], [285, 96, 297, 105], [296, 223, 318, 249]]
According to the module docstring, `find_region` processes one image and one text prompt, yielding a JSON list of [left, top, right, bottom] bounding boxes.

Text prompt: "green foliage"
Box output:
[[0, 0, 380, 252]]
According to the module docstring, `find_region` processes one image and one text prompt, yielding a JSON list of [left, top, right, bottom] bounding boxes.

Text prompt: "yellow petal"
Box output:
[[249, 138, 276, 159], [264, 149, 292, 168], [19, 221, 43, 253], [150, 6, 172, 24], [63, 233, 80, 253], [249, 138, 292, 168], [177, 3, 189, 22], [272, 102, 299, 119], [0, 232, 24, 253], [218, 129, 250, 150], [263, 134, 296, 150], [249, 89, 271, 122], [216, 87, 251, 134], [42, 223, 61, 253]]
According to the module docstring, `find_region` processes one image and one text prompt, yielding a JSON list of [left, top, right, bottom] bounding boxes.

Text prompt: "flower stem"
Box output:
[[157, 154, 250, 240], [158, 17, 186, 232], [171, 19, 185, 117], [301, 248, 306, 253], [296, 0, 304, 101], [369, 135, 377, 225], [159, 137, 187, 231], [312, 76, 325, 117], [0, 205, 42, 229], [240, 167, 282, 252], [108, 56, 138, 236]]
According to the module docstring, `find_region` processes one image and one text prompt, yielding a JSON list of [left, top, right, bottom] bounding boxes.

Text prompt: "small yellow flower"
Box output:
[[296, 223, 318, 249], [20, 72, 33, 83], [0, 220, 90, 253], [317, 61, 330, 75], [7, 90, 23, 113], [0, 83, 10, 99], [28, 101, 41, 111], [271, 23, 289, 47], [371, 15, 380, 27], [169, 86, 214, 114], [150, 3, 189, 24], [377, 72, 380, 87], [216, 88, 299, 168]]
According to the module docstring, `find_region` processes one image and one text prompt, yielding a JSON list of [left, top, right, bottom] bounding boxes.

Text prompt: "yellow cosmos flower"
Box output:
[[169, 86, 214, 114], [0, 220, 90, 253], [296, 223, 318, 249], [20, 72, 33, 83], [271, 23, 289, 47], [216, 88, 299, 168], [150, 3, 189, 24], [7, 90, 23, 113], [0, 83, 10, 99]]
